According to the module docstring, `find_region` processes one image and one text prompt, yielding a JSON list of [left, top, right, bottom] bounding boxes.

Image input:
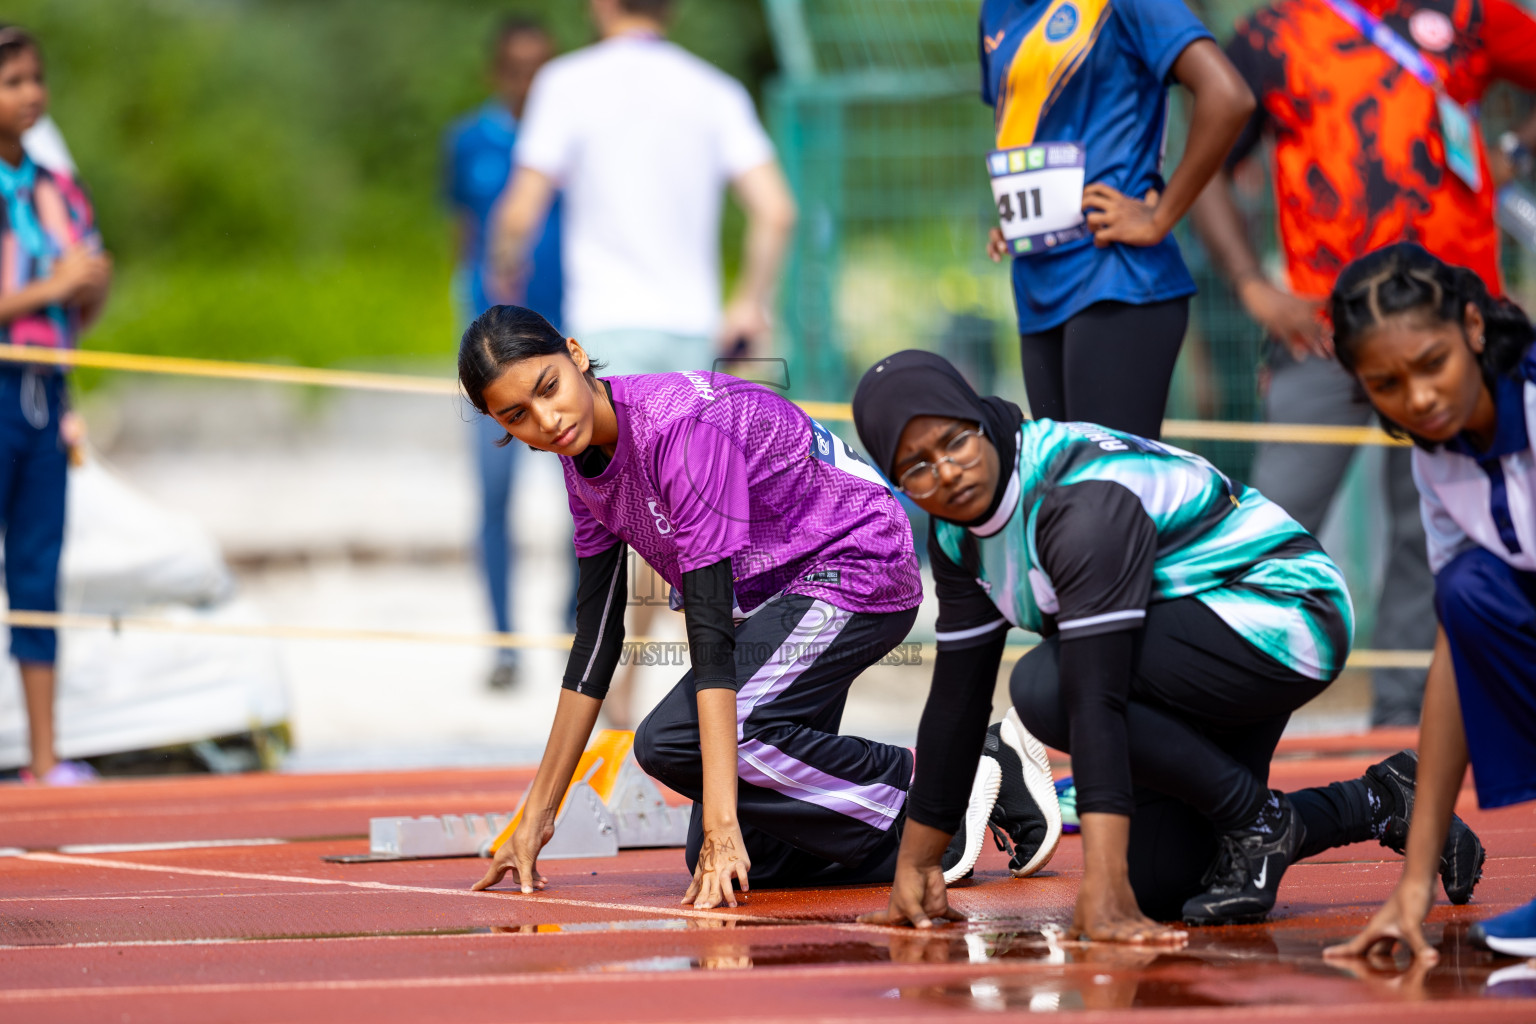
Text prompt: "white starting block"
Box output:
[[369, 812, 513, 860], [345, 730, 689, 863]]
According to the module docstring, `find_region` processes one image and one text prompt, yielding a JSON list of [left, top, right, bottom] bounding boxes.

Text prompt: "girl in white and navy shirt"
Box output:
[[1330, 242, 1536, 962]]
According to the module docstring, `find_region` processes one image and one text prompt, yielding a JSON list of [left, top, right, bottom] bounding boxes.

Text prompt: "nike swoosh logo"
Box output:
[[1255, 856, 1269, 890]]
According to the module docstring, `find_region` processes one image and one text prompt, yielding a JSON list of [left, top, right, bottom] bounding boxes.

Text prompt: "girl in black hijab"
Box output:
[[851, 350, 1482, 944]]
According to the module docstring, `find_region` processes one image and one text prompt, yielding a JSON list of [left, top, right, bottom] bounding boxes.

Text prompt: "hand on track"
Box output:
[[858, 860, 964, 929], [683, 824, 751, 909], [472, 816, 549, 894]]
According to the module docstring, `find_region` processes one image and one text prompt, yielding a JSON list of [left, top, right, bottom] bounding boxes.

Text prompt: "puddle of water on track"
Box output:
[[491, 917, 1530, 1005], [880, 921, 1526, 1010], [11, 911, 1529, 1006]]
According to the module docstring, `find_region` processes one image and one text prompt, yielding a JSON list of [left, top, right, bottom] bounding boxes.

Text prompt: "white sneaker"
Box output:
[[941, 754, 1002, 885], [990, 708, 1062, 878]]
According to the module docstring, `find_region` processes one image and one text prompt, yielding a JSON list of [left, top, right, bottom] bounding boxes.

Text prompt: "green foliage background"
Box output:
[[12, 0, 775, 370]]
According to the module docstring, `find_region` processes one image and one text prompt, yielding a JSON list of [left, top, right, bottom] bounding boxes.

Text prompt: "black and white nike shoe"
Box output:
[[942, 751, 1002, 884], [986, 709, 1062, 878], [1365, 749, 1485, 905], [1182, 790, 1305, 926]]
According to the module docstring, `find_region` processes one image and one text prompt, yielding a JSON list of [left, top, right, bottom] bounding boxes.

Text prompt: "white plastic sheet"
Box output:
[[0, 459, 288, 769]]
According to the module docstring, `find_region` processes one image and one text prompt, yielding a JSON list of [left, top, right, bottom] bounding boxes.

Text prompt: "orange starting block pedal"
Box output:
[[344, 730, 689, 863]]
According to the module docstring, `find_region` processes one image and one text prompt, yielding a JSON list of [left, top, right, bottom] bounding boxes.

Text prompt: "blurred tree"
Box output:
[[6, 0, 774, 367]]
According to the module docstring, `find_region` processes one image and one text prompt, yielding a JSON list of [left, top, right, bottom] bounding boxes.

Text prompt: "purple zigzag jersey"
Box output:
[[562, 372, 922, 614]]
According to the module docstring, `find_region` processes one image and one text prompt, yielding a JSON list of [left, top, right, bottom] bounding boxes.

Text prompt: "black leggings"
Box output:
[[1018, 297, 1188, 439], [1012, 597, 1381, 920]]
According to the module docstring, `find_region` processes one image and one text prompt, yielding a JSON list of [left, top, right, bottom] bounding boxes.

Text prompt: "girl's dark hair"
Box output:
[[1330, 242, 1535, 448], [0, 24, 38, 68], [619, 0, 674, 16], [458, 304, 603, 446], [493, 14, 546, 54]]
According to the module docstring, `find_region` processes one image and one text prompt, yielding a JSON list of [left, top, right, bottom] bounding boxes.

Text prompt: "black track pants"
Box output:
[[1012, 597, 1381, 920], [634, 594, 918, 888]]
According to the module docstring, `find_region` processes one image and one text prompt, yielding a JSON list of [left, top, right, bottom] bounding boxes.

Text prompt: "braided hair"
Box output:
[[1330, 242, 1534, 446]]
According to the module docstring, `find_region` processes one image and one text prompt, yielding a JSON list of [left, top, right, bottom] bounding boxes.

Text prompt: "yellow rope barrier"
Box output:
[[2, 610, 1428, 669], [2, 345, 1406, 447], [1162, 419, 1403, 447], [0, 345, 1424, 664], [0, 344, 457, 396]]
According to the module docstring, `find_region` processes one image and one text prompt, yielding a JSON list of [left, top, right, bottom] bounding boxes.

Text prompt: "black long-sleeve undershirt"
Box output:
[[680, 559, 737, 691], [561, 545, 739, 699], [1060, 630, 1136, 817], [907, 632, 1006, 833], [562, 541, 629, 699]]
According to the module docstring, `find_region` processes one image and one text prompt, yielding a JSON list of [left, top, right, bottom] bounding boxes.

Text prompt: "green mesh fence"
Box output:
[[765, 6, 1005, 409], [788, 0, 979, 73]]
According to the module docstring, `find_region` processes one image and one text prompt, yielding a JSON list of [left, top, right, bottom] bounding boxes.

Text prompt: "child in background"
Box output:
[[1326, 242, 1536, 961], [0, 24, 112, 784]]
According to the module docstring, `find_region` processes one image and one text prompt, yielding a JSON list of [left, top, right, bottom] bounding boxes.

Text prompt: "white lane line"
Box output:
[[17, 852, 899, 934], [0, 890, 368, 904], [0, 919, 728, 952], [0, 790, 521, 824], [57, 838, 288, 855]]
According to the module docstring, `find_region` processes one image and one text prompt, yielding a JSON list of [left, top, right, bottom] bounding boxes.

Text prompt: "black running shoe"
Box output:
[[1182, 790, 1305, 926], [1365, 748, 1485, 905], [985, 709, 1062, 878]]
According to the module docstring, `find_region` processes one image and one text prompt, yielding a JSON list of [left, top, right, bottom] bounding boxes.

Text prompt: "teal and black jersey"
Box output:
[[931, 419, 1354, 681]]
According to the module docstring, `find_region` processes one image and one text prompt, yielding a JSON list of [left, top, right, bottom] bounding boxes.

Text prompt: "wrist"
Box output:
[[896, 819, 955, 869], [702, 800, 738, 831], [1234, 272, 1268, 306], [526, 785, 562, 821], [727, 292, 765, 317], [40, 278, 69, 306], [1397, 857, 1440, 897]]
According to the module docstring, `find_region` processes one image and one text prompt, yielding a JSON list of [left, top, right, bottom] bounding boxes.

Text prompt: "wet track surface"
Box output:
[[3, 744, 1535, 1022]]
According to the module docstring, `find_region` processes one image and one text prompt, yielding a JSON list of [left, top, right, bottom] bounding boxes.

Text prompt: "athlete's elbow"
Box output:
[[1227, 79, 1257, 126], [1209, 68, 1256, 129], [757, 190, 798, 234]]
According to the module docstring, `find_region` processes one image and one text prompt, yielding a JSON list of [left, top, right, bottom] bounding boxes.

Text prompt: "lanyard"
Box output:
[[1322, 0, 1483, 191], [1323, 0, 1443, 91]]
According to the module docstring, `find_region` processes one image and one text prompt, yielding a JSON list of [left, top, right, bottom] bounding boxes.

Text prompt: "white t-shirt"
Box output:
[[1414, 353, 1536, 575], [22, 116, 77, 175], [515, 36, 776, 337]]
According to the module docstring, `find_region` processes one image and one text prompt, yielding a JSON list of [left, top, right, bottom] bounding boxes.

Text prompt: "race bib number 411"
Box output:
[[987, 142, 1088, 256]]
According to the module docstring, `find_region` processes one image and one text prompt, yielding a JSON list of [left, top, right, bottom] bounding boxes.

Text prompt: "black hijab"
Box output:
[[851, 350, 1024, 527]]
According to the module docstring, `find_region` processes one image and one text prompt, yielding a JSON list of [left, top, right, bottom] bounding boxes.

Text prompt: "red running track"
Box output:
[[2, 735, 1534, 1023]]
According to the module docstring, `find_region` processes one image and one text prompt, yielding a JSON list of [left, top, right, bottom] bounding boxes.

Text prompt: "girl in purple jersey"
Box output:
[[459, 305, 978, 908]]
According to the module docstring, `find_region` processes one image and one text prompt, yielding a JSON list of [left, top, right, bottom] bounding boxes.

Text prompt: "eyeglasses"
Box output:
[[898, 429, 984, 498]]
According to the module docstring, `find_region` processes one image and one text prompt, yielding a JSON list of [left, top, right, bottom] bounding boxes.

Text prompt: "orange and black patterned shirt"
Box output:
[[1225, 0, 1536, 298]]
